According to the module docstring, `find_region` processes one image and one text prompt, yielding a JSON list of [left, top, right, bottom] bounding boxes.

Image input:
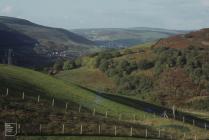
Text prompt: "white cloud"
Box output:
[[1, 5, 13, 15]]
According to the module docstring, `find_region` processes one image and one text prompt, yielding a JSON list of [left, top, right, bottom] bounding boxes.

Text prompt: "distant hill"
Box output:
[[153, 28, 209, 49], [72, 27, 188, 48], [0, 16, 97, 67]]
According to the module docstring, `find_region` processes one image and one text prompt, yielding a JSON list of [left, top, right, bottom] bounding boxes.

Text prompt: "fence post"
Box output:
[[79, 105, 81, 113], [80, 124, 83, 135], [52, 98, 54, 107], [193, 120, 195, 126], [170, 135, 173, 140], [6, 88, 9, 96], [62, 124, 65, 134], [37, 95, 40, 103], [18, 124, 21, 134], [65, 103, 68, 112], [114, 126, 117, 136], [133, 114, 136, 123], [183, 116, 185, 123], [98, 125, 101, 135], [158, 129, 161, 138], [172, 105, 175, 119], [130, 127, 133, 136], [194, 135, 197, 140], [39, 124, 42, 133], [205, 123, 207, 130], [22, 92, 25, 100], [105, 111, 108, 118], [119, 114, 121, 121], [93, 108, 95, 116], [145, 128, 148, 138], [183, 133, 186, 140]]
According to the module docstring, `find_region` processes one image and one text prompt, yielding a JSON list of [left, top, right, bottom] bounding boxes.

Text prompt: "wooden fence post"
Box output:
[[205, 123, 207, 130], [93, 108, 95, 116], [39, 124, 42, 133], [183, 133, 186, 140], [194, 135, 197, 140], [105, 111, 108, 118], [98, 125, 101, 135], [22, 92, 25, 100], [183, 116, 185, 123], [130, 127, 133, 136], [37, 95, 40, 103], [119, 114, 122, 121], [65, 103, 68, 112], [193, 120, 195, 126], [133, 114, 136, 122], [158, 129, 161, 138], [145, 128, 148, 138], [80, 124, 83, 135], [62, 124, 65, 134], [114, 126, 117, 136], [6, 88, 9, 96], [52, 98, 54, 107], [18, 124, 21, 134], [172, 105, 175, 119], [79, 105, 81, 113]]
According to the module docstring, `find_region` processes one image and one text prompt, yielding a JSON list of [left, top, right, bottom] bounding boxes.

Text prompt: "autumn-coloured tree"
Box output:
[[155, 68, 197, 105]]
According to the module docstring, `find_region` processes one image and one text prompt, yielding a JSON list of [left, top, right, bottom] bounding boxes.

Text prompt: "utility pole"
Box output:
[[8, 49, 13, 65]]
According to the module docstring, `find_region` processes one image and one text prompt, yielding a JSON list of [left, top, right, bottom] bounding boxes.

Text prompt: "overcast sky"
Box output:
[[0, 0, 209, 30]]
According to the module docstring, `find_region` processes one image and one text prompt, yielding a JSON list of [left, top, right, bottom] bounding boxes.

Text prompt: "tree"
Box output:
[[112, 51, 121, 57], [99, 59, 110, 72], [117, 75, 153, 95], [155, 68, 196, 105], [63, 60, 75, 70], [53, 59, 64, 71], [75, 58, 82, 67], [177, 55, 187, 66]]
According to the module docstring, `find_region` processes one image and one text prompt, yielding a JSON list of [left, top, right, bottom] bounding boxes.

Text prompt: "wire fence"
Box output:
[[15, 123, 170, 139], [1, 88, 209, 139]]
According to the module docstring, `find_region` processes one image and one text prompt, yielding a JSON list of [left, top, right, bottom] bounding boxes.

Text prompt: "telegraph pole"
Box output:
[[8, 49, 13, 65]]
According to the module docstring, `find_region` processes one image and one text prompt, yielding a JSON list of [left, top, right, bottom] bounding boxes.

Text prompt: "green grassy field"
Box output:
[[0, 64, 154, 120]]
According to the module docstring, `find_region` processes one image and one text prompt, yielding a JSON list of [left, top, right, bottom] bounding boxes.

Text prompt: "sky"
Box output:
[[0, 0, 209, 30]]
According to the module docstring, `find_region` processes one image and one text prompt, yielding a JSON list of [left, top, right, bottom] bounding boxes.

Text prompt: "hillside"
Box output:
[[0, 16, 98, 67], [153, 28, 209, 49], [55, 33, 209, 113], [1, 65, 208, 139], [73, 28, 187, 48]]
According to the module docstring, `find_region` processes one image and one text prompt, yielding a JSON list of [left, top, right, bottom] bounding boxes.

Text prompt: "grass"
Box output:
[[55, 74, 209, 139], [56, 67, 116, 91], [114, 48, 156, 63], [1, 64, 209, 139], [0, 64, 154, 120]]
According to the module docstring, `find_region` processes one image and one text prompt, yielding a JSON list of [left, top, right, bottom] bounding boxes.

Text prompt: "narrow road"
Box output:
[[96, 92, 209, 130], [77, 85, 209, 130]]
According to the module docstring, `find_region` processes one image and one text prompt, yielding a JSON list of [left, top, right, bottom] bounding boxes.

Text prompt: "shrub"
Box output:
[[117, 75, 153, 95], [53, 59, 64, 71], [63, 60, 75, 70], [137, 60, 154, 70]]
